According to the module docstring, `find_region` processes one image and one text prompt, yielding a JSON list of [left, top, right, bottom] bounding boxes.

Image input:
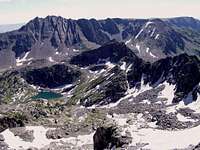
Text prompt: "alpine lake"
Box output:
[[32, 91, 63, 100]]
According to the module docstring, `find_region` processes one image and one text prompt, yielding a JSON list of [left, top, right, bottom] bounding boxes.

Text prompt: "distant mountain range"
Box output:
[[0, 23, 24, 33], [0, 16, 200, 69]]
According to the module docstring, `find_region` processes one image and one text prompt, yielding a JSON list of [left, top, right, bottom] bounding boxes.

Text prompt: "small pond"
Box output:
[[32, 91, 63, 100]]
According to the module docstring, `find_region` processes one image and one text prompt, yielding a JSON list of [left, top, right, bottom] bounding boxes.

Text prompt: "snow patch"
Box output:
[[126, 64, 132, 73], [158, 81, 176, 105], [149, 52, 157, 58], [150, 28, 156, 37], [135, 29, 144, 39], [176, 113, 196, 122], [120, 62, 126, 71], [105, 61, 115, 69], [96, 85, 100, 90], [145, 47, 157, 58], [146, 47, 150, 53], [141, 99, 151, 104], [16, 52, 32, 66], [99, 97, 124, 108], [145, 21, 154, 28], [89, 69, 106, 75], [136, 43, 140, 53], [73, 49, 79, 52], [155, 34, 160, 40], [48, 57, 55, 63], [52, 84, 73, 91], [125, 38, 132, 45]]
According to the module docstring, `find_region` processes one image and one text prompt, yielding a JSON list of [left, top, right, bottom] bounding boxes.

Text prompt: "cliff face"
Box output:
[[21, 64, 81, 88]]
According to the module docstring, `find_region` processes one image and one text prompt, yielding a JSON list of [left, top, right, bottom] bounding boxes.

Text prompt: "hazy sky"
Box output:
[[0, 0, 199, 24]]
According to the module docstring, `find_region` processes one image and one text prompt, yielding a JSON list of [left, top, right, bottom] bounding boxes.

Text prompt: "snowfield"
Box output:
[[2, 126, 52, 149], [132, 124, 200, 150], [110, 113, 200, 150], [158, 81, 176, 105], [1, 126, 94, 149]]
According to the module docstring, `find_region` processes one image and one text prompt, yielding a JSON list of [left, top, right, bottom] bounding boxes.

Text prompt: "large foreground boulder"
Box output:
[[0, 117, 25, 132], [93, 126, 131, 150]]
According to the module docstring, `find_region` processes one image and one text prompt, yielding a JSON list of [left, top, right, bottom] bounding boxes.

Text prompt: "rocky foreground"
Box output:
[[1, 91, 200, 150]]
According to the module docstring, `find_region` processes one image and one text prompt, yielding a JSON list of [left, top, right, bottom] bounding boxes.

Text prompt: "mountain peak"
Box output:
[[0, 16, 200, 69]]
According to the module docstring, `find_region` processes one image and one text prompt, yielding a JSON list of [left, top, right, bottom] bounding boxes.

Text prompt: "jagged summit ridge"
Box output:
[[0, 16, 200, 69]]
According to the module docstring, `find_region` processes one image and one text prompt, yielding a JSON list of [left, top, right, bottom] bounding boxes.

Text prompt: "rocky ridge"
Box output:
[[0, 16, 200, 69]]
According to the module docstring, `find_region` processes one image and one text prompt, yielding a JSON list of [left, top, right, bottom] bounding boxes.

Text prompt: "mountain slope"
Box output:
[[69, 41, 200, 107], [1, 40, 199, 106], [0, 41, 200, 149], [166, 17, 200, 31]]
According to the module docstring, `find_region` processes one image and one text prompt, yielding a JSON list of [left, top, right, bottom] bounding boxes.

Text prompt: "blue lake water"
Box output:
[[32, 91, 63, 100]]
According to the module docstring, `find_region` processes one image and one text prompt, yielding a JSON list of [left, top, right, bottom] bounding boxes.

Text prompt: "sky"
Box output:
[[0, 0, 199, 24]]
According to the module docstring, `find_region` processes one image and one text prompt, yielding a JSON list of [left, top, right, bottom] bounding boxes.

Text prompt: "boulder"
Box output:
[[93, 126, 131, 150], [0, 117, 25, 132]]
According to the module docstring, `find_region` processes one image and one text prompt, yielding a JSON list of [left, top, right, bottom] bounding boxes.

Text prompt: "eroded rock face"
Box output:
[[127, 53, 200, 103], [21, 64, 81, 88], [147, 54, 200, 103], [93, 126, 131, 150]]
